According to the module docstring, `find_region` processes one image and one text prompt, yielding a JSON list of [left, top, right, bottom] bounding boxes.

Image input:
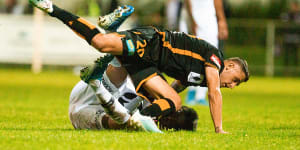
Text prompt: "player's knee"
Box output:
[[91, 33, 106, 51], [91, 34, 122, 54]]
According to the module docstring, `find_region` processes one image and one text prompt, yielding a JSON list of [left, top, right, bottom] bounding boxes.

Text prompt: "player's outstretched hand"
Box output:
[[215, 128, 229, 134], [216, 129, 230, 134], [216, 130, 229, 134]]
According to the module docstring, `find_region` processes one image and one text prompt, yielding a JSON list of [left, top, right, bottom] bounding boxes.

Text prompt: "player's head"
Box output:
[[158, 106, 198, 131], [220, 57, 250, 89]]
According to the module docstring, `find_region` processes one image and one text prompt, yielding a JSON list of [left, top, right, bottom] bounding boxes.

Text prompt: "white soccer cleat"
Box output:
[[98, 5, 134, 31], [29, 0, 53, 13], [128, 110, 162, 133]]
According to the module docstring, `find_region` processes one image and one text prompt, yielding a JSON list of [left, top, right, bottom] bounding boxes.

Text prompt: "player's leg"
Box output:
[[29, 0, 125, 55], [69, 80, 112, 130], [80, 57, 162, 133], [88, 79, 162, 133], [139, 75, 182, 118], [70, 71, 160, 132]]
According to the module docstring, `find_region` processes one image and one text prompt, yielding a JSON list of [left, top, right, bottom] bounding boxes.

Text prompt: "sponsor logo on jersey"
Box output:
[[210, 54, 221, 69], [187, 72, 204, 84]]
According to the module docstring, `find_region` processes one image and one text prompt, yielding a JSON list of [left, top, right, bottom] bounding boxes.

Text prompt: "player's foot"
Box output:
[[98, 5, 134, 31], [80, 54, 114, 83], [127, 110, 163, 133], [29, 0, 53, 13]]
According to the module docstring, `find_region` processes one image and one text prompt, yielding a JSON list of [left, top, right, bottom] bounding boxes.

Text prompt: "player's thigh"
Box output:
[[69, 105, 105, 130], [92, 33, 124, 55], [142, 75, 182, 110]]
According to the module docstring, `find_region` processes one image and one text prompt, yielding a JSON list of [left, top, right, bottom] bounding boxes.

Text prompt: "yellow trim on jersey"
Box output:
[[151, 27, 220, 70], [205, 62, 218, 70], [136, 93, 152, 103], [157, 31, 206, 62], [135, 73, 158, 92]]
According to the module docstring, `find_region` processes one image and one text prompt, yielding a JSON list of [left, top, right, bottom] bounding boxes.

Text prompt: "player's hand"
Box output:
[[216, 130, 229, 134], [215, 127, 229, 134], [218, 20, 228, 40]]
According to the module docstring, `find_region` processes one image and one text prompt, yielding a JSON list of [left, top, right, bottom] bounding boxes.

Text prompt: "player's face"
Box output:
[[220, 62, 246, 89]]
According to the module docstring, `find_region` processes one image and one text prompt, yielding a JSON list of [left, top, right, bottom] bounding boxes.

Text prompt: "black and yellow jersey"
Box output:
[[117, 26, 224, 89]]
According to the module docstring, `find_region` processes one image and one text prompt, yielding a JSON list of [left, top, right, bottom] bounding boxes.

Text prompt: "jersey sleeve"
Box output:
[[204, 46, 224, 72]]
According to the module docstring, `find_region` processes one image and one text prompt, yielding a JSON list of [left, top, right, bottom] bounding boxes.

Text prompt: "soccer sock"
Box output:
[[141, 98, 176, 118], [49, 5, 100, 44], [89, 80, 130, 124]]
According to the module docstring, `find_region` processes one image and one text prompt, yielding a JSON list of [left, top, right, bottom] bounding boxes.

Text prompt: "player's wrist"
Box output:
[[215, 126, 223, 133]]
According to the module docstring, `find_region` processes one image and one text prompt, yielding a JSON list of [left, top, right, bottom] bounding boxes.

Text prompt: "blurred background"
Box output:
[[0, 0, 300, 77]]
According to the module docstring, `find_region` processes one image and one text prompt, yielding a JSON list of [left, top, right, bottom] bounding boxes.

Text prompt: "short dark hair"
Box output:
[[226, 57, 250, 82], [158, 106, 198, 131]]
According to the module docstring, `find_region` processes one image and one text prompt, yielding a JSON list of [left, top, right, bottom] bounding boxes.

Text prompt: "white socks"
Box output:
[[89, 79, 130, 124]]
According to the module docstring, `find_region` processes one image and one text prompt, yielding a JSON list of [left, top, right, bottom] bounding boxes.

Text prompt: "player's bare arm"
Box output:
[[205, 66, 227, 134]]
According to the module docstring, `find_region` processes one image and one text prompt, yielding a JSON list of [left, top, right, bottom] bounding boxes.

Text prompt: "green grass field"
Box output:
[[0, 68, 299, 150]]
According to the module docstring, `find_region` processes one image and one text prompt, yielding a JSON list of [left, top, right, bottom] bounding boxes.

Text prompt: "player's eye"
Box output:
[[233, 78, 241, 85]]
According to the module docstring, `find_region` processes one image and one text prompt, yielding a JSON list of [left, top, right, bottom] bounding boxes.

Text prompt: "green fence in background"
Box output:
[[225, 19, 300, 77]]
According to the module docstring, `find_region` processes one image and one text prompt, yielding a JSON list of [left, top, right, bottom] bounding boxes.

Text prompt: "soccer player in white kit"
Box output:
[[69, 58, 152, 130], [179, 0, 228, 105]]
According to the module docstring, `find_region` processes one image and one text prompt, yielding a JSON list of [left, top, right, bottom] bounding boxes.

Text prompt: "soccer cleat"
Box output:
[[80, 54, 114, 83], [29, 0, 53, 13], [127, 110, 163, 133], [98, 5, 134, 31]]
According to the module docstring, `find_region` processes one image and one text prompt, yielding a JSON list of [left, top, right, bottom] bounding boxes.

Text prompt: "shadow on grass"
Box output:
[[0, 128, 74, 132]]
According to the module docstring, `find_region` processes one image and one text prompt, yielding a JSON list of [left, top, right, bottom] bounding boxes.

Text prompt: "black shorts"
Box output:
[[116, 27, 162, 92]]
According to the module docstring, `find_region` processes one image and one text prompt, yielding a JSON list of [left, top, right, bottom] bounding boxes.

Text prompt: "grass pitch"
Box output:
[[0, 68, 299, 150]]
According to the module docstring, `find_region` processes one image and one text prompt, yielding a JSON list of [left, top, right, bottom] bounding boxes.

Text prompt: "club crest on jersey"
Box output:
[[210, 54, 221, 69], [187, 72, 204, 84]]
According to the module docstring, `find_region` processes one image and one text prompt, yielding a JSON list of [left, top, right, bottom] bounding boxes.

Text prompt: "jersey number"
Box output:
[[136, 40, 147, 57]]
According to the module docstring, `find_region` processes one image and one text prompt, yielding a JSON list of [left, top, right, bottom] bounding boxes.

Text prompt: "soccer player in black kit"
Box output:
[[30, 0, 249, 134]]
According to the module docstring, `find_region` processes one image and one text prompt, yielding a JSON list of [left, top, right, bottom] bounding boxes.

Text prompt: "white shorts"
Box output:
[[68, 72, 140, 130]]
